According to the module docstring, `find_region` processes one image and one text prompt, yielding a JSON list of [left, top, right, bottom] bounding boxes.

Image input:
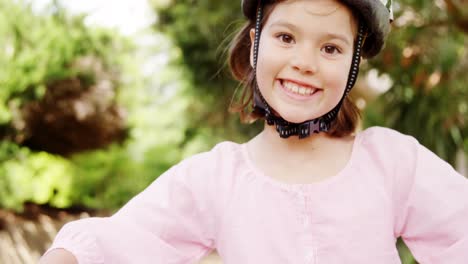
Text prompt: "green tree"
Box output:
[[0, 0, 133, 211], [0, 0, 130, 154], [0, 0, 216, 212], [153, 0, 261, 143], [365, 0, 468, 164]]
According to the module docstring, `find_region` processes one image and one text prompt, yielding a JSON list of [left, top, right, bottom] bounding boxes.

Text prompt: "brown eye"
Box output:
[[322, 45, 341, 55], [279, 34, 294, 44]]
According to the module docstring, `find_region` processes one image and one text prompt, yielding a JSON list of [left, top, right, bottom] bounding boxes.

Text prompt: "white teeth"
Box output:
[[299, 87, 306, 95], [283, 81, 316, 96], [292, 86, 299, 93]]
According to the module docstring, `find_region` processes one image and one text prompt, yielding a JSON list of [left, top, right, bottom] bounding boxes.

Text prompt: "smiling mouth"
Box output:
[[280, 79, 320, 96]]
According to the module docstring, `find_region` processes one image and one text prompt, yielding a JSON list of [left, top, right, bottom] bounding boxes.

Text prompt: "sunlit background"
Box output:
[[1, 0, 467, 263]]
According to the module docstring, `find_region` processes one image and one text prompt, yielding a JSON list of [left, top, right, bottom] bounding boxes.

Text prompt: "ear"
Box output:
[[249, 28, 256, 68]]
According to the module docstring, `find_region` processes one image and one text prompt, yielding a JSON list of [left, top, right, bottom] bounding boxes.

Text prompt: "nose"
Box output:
[[290, 45, 319, 74]]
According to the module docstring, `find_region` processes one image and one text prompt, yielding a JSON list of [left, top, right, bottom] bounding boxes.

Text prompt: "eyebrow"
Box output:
[[268, 21, 352, 46]]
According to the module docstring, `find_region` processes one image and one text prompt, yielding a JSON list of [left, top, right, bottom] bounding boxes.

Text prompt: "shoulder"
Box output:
[[177, 141, 244, 171], [354, 126, 459, 188], [354, 126, 421, 176], [137, 141, 246, 214], [165, 141, 246, 189], [358, 126, 418, 146], [357, 126, 420, 158]]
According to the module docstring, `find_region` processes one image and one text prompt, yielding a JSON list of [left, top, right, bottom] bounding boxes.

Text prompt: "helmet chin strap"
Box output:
[[252, 5, 365, 139]]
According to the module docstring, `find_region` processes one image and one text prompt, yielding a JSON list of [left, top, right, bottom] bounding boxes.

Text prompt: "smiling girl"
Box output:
[[41, 1, 468, 263]]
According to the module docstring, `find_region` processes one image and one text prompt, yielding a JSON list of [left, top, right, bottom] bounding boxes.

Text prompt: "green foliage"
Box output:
[[0, 0, 224, 212], [154, 0, 260, 142], [0, 141, 73, 211], [68, 91, 195, 209], [156, 1, 241, 92], [365, 0, 467, 164], [0, 0, 137, 211], [397, 238, 418, 264], [0, 0, 126, 125]]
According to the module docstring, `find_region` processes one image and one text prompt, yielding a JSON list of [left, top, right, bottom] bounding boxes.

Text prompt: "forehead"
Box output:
[[267, 0, 353, 19]]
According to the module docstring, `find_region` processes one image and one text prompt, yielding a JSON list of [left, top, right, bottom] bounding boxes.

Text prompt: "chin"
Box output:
[[274, 102, 338, 124], [269, 99, 336, 124], [277, 111, 318, 124]]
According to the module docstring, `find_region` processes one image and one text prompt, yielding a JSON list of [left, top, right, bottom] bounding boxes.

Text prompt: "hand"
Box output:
[[38, 249, 78, 264]]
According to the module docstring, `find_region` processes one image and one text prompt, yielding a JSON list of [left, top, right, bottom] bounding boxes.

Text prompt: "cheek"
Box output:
[[322, 61, 351, 93], [256, 44, 282, 87]]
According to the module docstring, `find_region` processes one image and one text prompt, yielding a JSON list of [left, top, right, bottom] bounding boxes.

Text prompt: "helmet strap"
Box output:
[[252, 4, 365, 139]]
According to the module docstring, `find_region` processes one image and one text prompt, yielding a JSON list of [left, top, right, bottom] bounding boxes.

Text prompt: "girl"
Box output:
[[41, 0, 468, 263]]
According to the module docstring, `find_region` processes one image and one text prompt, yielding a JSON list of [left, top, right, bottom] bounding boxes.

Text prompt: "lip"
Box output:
[[277, 78, 322, 101], [281, 78, 319, 89]]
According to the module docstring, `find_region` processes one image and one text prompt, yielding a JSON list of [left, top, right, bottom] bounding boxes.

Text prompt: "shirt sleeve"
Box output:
[[395, 137, 468, 263], [44, 153, 220, 264]]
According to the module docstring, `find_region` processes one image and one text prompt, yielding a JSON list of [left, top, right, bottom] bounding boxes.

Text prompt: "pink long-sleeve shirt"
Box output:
[[45, 127, 468, 263]]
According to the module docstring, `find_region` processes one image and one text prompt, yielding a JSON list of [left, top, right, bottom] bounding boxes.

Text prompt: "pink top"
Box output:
[[45, 127, 468, 264]]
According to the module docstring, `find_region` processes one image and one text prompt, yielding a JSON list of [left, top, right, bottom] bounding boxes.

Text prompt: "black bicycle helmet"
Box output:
[[242, 0, 393, 58]]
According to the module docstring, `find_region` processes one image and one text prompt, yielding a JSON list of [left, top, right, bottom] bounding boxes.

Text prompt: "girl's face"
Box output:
[[251, 0, 357, 123]]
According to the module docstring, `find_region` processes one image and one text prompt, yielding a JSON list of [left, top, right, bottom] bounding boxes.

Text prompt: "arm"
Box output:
[[395, 139, 468, 263], [41, 148, 226, 264], [38, 249, 78, 264]]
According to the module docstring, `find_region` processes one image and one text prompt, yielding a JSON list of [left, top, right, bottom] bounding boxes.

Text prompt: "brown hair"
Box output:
[[228, 1, 361, 137]]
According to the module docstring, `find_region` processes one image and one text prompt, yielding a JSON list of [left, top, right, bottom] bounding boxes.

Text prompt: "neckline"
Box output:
[[240, 131, 363, 194]]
